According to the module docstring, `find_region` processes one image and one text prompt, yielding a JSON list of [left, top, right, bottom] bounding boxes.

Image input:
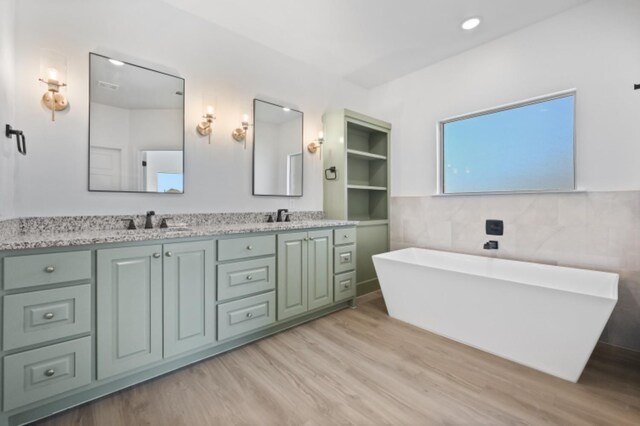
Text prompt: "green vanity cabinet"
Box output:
[[97, 245, 164, 379], [163, 240, 216, 358], [277, 230, 333, 321], [0, 224, 356, 426]]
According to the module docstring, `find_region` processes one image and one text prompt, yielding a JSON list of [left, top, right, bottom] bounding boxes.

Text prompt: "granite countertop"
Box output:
[[0, 219, 358, 251]]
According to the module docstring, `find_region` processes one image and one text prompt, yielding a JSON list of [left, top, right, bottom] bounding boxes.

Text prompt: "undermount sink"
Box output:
[[161, 226, 192, 232]]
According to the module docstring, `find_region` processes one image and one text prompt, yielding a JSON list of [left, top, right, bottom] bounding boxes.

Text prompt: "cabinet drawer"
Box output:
[[217, 257, 276, 301], [218, 292, 276, 341], [334, 245, 356, 274], [334, 227, 356, 246], [3, 336, 91, 411], [334, 271, 356, 302], [3, 284, 91, 351], [218, 235, 275, 261], [3, 251, 91, 290]]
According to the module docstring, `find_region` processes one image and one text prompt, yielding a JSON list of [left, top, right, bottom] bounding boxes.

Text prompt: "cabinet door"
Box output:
[[308, 230, 333, 311], [277, 232, 308, 320], [163, 240, 215, 358], [97, 245, 163, 379]]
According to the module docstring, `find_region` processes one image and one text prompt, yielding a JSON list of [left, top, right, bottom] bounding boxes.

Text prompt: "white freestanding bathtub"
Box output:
[[372, 248, 618, 382]]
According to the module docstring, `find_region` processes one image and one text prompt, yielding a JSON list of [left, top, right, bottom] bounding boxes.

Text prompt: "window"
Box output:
[[439, 92, 575, 194]]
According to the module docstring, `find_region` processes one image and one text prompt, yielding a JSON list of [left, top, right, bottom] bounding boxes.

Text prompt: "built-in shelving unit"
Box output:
[[323, 109, 391, 295]]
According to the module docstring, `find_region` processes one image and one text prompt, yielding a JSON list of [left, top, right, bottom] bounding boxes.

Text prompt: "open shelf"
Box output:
[[347, 188, 388, 221], [347, 149, 387, 161], [347, 185, 387, 191], [347, 123, 388, 157]]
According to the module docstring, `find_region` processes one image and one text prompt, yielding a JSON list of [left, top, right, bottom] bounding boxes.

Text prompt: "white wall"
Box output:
[[12, 0, 370, 216], [369, 0, 640, 196], [0, 0, 16, 219]]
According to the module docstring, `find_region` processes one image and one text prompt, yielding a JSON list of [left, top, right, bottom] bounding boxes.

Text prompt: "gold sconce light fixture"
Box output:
[[307, 131, 325, 158], [39, 50, 69, 122], [231, 113, 250, 149], [196, 105, 216, 144]]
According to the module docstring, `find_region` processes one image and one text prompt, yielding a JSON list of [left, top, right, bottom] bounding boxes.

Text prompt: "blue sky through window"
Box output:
[[442, 95, 574, 193], [157, 173, 184, 193]]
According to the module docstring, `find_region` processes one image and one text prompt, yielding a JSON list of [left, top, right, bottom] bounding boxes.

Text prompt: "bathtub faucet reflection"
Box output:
[[483, 240, 499, 250]]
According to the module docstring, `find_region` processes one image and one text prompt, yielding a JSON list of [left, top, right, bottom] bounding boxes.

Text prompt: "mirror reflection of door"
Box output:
[[89, 146, 122, 191], [88, 53, 185, 193], [287, 153, 302, 196]]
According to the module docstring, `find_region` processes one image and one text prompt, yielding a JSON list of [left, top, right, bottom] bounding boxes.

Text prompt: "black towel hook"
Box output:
[[5, 124, 26, 156]]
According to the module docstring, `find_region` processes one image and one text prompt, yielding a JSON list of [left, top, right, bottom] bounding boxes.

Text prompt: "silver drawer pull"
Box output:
[[165, 251, 173, 257], [343, 235, 349, 239], [246, 312, 254, 318], [153, 253, 161, 259], [44, 265, 56, 273], [246, 245, 253, 250], [343, 283, 351, 289], [44, 369, 55, 377], [246, 275, 253, 280], [43, 312, 55, 320]]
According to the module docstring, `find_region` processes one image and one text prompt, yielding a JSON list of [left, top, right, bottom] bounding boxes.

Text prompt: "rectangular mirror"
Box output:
[[89, 53, 185, 193], [253, 99, 303, 197]]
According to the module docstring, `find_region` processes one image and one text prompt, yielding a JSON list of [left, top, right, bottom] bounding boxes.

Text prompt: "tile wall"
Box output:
[[391, 191, 640, 351]]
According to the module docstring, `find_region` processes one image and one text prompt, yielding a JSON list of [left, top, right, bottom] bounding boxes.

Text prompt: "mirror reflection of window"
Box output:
[[253, 99, 303, 197], [88, 53, 185, 193], [141, 150, 183, 193]]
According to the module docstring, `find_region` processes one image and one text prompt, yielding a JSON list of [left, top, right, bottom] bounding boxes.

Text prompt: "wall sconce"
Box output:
[[39, 50, 69, 122], [231, 113, 250, 149], [307, 131, 325, 158], [196, 105, 216, 144]]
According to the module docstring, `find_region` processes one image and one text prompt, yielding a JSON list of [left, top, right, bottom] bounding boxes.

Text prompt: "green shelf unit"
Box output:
[[347, 188, 388, 221], [322, 109, 391, 295]]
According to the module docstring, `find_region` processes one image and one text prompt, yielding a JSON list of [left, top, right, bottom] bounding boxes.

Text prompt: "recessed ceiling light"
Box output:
[[109, 59, 125, 66], [461, 17, 481, 31], [282, 107, 291, 112]]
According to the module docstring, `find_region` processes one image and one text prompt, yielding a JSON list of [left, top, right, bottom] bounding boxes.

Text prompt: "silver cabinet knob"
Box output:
[[44, 266, 56, 273], [246, 312, 253, 318], [246, 245, 253, 250], [343, 235, 348, 239], [43, 312, 55, 320], [153, 253, 161, 258], [165, 251, 173, 257], [44, 369, 55, 377], [246, 275, 253, 280]]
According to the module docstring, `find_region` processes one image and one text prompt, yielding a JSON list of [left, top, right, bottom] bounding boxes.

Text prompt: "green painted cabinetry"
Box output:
[[163, 240, 216, 358], [308, 230, 334, 311], [97, 245, 163, 379], [0, 225, 356, 425], [277, 230, 333, 320], [323, 109, 391, 295]]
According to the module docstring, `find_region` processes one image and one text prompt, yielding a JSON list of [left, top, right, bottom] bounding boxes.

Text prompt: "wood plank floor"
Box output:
[[36, 292, 640, 425]]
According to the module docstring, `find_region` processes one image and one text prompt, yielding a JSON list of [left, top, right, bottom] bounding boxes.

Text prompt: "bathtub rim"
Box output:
[[373, 247, 619, 301]]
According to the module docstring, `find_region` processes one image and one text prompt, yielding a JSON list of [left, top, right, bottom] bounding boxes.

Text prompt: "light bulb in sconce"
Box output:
[[46, 67, 59, 83], [196, 105, 216, 143], [307, 130, 325, 159], [232, 113, 251, 149], [39, 50, 69, 122]]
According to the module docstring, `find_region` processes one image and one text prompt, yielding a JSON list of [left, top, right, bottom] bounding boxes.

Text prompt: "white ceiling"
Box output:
[[90, 54, 184, 110], [159, 0, 589, 88]]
